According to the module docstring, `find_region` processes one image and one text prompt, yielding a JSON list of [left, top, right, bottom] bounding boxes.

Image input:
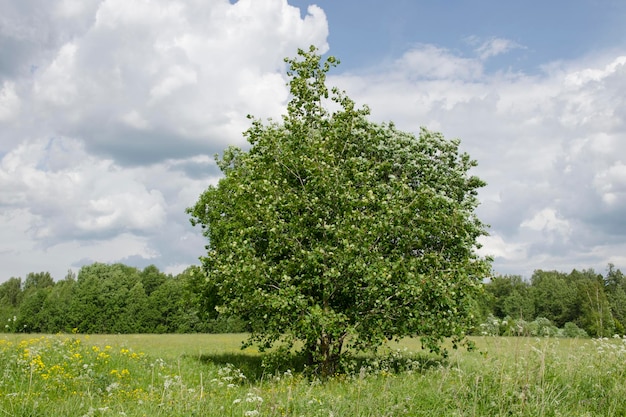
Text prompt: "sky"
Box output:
[[1, 0, 626, 282]]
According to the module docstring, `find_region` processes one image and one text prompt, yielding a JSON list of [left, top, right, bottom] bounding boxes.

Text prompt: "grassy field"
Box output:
[[0, 333, 625, 416]]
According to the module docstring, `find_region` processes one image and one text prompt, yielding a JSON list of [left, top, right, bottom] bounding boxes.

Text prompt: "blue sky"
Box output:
[[291, 0, 626, 73], [1, 0, 626, 282]]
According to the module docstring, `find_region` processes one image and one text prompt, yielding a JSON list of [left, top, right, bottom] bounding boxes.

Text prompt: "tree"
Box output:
[[39, 274, 76, 333], [604, 263, 626, 333], [485, 275, 534, 320], [121, 282, 151, 333], [70, 263, 141, 333], [16, 287, 50, 332], [531, 270, 577, 327], [188, 47, 491, 375], [570, 269, 614, 337], [0, 277, 22, 332], [140, 265, 167, 296], [0, 277, 23, 308], [23, 272, 54, 292]]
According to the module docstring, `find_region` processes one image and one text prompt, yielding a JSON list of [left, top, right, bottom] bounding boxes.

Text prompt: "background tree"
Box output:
[[531, 270, 577, 327], [23, 272, 54, 292], [122, 282, 151, 333], [604, 264, 626, 334], [0, 277, 22, 309], [38, 272, 76, 333], [0, 277, 22, 332], [141, 265, 167, 296], [188, 47, 491, 375], [70, 263, 141, 333], [16, 272, 55, 332], [569, 269, 614, 337], [485, 275, 534, 320]]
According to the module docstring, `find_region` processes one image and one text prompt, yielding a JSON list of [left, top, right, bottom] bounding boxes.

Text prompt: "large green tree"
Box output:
[[188, 47, 491, 375]]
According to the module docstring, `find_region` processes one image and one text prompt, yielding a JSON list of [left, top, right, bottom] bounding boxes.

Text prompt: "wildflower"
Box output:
[[245, 392, 263, 403], [244, 411, 260, 417]]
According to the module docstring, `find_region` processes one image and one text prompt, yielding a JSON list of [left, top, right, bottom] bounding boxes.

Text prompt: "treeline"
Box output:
[[1, 262, 624, 338], [0, 263, 246, 334], [480, 264, 626, 338]]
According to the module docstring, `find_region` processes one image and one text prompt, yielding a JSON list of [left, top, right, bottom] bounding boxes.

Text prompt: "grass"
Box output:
[[0, 333, 625, 416]]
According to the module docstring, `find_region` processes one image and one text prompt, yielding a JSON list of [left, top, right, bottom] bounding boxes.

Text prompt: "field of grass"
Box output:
[[1, 333, 625, 416]]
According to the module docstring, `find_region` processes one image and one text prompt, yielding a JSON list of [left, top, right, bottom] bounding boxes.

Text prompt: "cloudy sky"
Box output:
[[2, 0, 626, 282]]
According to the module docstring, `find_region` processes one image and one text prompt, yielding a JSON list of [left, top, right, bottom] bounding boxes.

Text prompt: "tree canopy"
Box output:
[[188, 46, 491, 375]]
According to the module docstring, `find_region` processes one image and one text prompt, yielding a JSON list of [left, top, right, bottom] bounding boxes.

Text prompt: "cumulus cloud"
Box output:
[[0, 0, 329, 280], [10, 0, 329, 164], [521, 208, 571, 237], [0, 137, 167, 241], [333, 46, 626, 277]]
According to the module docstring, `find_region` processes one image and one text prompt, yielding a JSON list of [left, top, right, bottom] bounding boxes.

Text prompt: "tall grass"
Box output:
[[0, 333, 624, 416]]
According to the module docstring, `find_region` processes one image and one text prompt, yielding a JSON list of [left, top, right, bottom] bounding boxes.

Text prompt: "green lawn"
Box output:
[[0, 333, 624, 416]]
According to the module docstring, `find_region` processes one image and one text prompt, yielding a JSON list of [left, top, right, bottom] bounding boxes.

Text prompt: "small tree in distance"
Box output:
[[188, 46, 491, 376]]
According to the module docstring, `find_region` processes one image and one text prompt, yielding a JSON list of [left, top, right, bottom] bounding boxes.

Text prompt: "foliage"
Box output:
[[562, 321, 588, 338], [485, 275, 534, 320], [530, 270, 576, 327], [605, 263, 626, 333], [188, 46, 491, 375]]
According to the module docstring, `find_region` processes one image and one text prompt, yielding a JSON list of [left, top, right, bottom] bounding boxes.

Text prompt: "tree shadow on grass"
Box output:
[[191, 350, 446, 382], [192, 351, 308, 382]]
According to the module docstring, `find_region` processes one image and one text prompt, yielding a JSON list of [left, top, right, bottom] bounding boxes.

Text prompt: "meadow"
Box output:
[[0, 333, 625, 416]]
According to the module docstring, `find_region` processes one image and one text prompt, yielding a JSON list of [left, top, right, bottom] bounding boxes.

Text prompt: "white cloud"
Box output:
[[121, 110, 150, 130], [333, 48, 626, 277], [33, 42, 79, 108], [477, 234, 527, 262], [0, 0, 329, 281], [0, 137, 167, 241], [594, 161, 626, 207], [565, 56, 626, 86], [395, 45, 483, 80], [521, 208, 571, 237], [0, 81, 20, 122], [54, 0, 101, 19], [27, 0, 328, 163], [474, 37, 524, 60], [149, 65, 198, 103]]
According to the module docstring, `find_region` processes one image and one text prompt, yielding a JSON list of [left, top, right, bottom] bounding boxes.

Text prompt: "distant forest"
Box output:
[[1, 263, 624, 338], [0, 263, 246, 335], [480, 264, 626, 338]]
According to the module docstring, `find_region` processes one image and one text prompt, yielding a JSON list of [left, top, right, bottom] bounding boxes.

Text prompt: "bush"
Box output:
[[563, 322, 588, 338], [478, 316, 587, 338]]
